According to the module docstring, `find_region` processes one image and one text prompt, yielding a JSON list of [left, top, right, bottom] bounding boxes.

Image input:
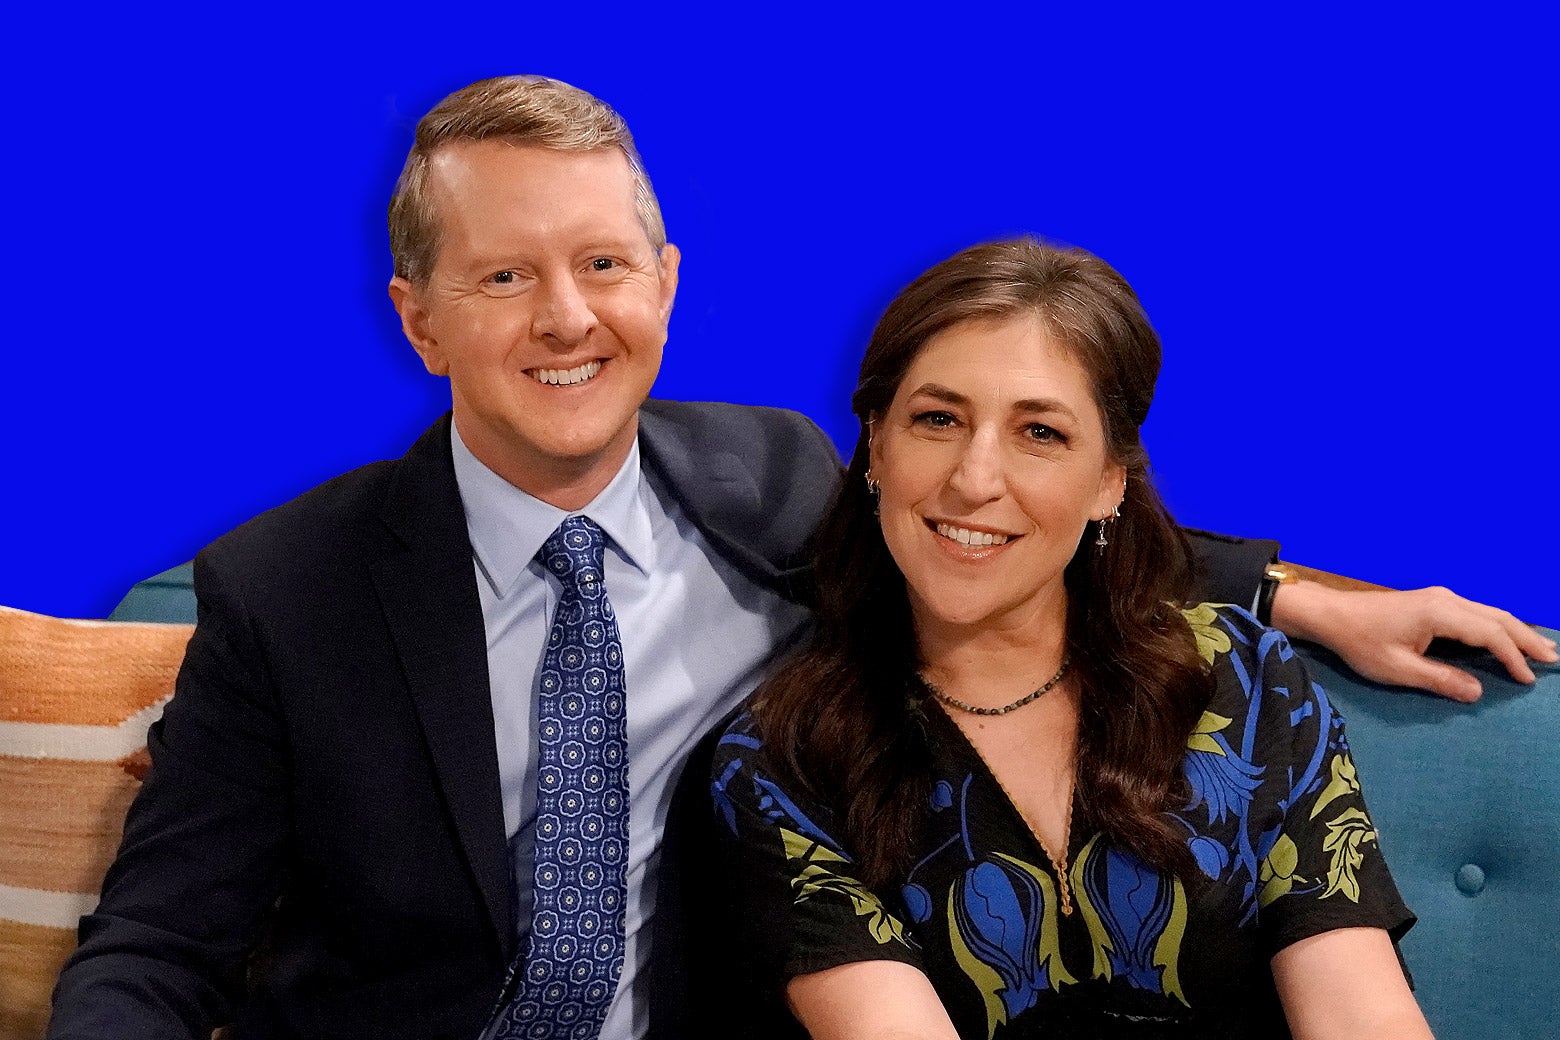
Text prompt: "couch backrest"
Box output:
[[1296, 633, 1560, 1040]]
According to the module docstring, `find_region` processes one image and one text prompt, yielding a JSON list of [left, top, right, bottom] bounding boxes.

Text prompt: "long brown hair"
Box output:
[[756, 238, 1209, 887]]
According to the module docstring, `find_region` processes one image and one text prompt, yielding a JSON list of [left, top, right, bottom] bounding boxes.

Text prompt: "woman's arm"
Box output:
[[787, 961, 960, 1040], [1271, 927, 1432, 1040]]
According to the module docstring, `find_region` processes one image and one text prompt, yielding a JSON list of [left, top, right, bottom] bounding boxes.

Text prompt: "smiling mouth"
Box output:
[[932, 522, 1013, 547], [527, 360, 602, 386]]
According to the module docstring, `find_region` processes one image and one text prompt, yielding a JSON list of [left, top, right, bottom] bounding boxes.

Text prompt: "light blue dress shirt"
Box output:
[[450, 423, 811, 1039]]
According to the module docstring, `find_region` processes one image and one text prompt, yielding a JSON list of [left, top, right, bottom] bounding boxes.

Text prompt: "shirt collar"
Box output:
[[450, 422, 656, 599]]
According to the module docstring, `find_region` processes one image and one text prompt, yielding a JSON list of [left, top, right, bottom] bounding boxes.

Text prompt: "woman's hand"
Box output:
[[1270, 581, 1557, 702], [787, 960, 960, 1040], [1272, 927, 1433, 1039]]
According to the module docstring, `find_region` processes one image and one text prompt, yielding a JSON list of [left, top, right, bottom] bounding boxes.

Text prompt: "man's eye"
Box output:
[[490, 271, 516, 284], [590, 258, 616, 272]]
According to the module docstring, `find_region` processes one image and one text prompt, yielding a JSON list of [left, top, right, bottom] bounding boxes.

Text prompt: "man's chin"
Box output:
[[505, 418, 641, 507]]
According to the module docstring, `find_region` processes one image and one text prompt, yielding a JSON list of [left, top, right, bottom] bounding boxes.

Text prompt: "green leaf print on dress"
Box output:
[[780, 827, 910, 946]]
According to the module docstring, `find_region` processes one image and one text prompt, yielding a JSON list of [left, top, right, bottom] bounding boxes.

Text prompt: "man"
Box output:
[[49, 75, 1555, 1040]]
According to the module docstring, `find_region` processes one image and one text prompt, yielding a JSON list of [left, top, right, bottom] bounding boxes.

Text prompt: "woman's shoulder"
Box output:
[[1182, 602, 1308, 677], [709, 704, 850, 848], [1180, 602, 1332, 737], [710, 706, 767, 788]]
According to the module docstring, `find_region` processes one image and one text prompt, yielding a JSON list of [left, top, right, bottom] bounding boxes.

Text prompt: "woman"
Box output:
[[708, 239, 1431, 1039]]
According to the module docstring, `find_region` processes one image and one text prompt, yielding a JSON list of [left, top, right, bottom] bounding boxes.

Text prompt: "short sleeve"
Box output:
[[1214, 610, 1417, 956], [708, 712, 924, 990]]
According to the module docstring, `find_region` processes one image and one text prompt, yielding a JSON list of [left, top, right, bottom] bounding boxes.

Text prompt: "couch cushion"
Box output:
[[0, 605, 192, 1040]]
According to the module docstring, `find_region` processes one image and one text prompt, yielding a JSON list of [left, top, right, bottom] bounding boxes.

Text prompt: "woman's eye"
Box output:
[[1024, 423, 1062, 443], [912, 410, 957, 429]]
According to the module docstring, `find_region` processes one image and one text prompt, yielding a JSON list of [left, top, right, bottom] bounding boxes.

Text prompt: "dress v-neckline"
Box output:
[[923, 699, 1084, 915]]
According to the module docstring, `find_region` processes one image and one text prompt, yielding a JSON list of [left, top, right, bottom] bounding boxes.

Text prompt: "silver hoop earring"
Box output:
[[864, 471, 881, 515]]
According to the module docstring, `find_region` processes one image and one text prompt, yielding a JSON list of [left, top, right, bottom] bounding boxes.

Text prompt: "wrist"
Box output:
[[1256, 561, 1300, 626], [1266, 577, 1345, 645]]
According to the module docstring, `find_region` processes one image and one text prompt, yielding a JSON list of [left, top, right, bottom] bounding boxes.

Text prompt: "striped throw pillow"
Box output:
[[0, 604, 192, 1040]]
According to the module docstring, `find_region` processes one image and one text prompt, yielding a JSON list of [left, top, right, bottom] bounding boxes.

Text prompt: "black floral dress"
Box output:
[[708, 605, 1414, 1039]]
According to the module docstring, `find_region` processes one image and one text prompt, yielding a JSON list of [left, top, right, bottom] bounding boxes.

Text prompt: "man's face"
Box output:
[[390, 141, 679, 508]]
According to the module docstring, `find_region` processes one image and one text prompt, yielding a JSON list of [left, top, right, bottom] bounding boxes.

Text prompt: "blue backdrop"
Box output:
[[3, 7, 1553, 626]]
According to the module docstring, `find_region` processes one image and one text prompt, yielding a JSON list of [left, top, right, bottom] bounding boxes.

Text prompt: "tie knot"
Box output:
[[538, 515, 607, 591]]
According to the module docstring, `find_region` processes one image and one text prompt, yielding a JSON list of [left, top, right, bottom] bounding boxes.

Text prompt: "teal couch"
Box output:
[[109, 565, 1560, 1038], [1299, 637, 1559, 1040]]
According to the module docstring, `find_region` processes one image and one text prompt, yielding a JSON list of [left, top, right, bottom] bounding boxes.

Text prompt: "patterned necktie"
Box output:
[[490, 516, 630, 1040]]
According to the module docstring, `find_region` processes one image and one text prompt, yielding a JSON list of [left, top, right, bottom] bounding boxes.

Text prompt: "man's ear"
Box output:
[[388, 276, 448, 377], [656, 243, 681, 324]]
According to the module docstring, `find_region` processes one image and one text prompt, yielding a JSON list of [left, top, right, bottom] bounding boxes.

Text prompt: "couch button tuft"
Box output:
[[1454, 863, 1486, 896]]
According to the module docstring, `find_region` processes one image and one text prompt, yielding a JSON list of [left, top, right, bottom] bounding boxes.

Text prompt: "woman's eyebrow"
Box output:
[[906, 383, 967, 406], [906, 384, 1080, 422], [1012, 398, 1080, 422]]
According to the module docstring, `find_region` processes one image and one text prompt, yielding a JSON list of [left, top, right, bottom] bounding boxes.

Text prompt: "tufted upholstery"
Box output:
[[1298, 633, 1560, 1040]]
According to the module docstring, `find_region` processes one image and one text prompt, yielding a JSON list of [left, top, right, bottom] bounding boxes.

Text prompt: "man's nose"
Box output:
[[945, 429, 1006, 505], [531, 275, 597, 346]]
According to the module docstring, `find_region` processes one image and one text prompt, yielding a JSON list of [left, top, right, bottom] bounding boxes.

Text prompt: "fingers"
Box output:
[[1387, 654, 1483, 704], [1409, 587, 1544, 685], [1513, 622, 1560, 665]]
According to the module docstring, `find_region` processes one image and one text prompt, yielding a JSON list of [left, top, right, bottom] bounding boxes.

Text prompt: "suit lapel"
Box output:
[[369, 416, 514, 959]]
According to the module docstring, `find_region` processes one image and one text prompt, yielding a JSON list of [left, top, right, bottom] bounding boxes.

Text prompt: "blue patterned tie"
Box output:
[[490, 516, 629, 1040]]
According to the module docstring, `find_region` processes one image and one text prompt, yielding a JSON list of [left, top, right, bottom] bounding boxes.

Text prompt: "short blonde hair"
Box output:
[[388, 75, 666, 284]]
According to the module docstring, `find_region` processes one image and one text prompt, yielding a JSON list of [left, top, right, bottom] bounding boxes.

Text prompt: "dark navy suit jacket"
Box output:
[[49, 401, 844, 1039]]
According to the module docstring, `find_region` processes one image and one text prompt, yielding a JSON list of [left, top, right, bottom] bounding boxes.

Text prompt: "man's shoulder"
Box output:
[[640, 399, 839, 467], [638, 399, 843, 595], [196, 417, 457, 589], [210, 459, 399, 555], [112, 453, 417, 623], [639, 398, 841, 500]]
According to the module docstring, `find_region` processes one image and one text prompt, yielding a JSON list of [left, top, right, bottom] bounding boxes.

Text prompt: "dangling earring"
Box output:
[[864, 470, 881, 515], [1094, 504, 1120, 550], [1097, 477, 1126, 550]]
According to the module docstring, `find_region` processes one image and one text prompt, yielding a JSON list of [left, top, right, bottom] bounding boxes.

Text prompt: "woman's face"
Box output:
[[870, 314, 1125, 641]]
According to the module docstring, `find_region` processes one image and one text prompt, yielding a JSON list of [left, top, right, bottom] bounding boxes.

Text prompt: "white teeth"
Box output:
[[936, 523, 1010, 547], [529, 361, 602, 386]]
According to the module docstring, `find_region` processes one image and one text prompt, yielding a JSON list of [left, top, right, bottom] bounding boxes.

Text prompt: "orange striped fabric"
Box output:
[[0, 604, 192, 1040]]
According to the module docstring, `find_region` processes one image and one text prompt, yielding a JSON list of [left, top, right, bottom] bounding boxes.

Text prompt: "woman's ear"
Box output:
[[1093, 463, 1127, 520]]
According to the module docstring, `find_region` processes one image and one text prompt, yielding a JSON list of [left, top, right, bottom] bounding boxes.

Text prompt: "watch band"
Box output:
[[1256, 561, 1299, 626]]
